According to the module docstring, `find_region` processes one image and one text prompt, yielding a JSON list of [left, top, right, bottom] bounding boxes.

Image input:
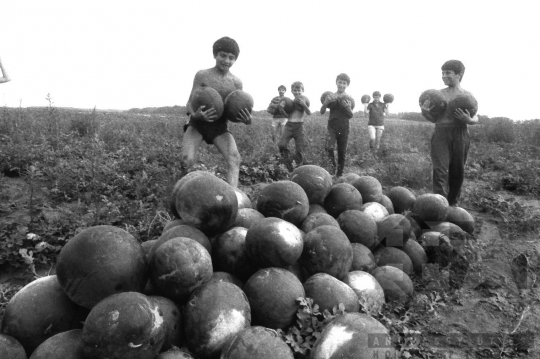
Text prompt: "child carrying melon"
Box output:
[[0, 56, 10, 83], [183, 37, 252, 188], [420, 60, 479, 206], [277, 81, 311, 170], [266, 85, 288, 143], [320, 73, 355, 177], [364, 91, 389, 157]]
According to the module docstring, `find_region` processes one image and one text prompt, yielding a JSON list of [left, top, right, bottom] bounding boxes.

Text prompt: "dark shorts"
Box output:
[[184, 118, 229, 144]]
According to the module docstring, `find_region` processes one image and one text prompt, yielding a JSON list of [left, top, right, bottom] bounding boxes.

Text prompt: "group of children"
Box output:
[[182, 36, 478, 207], [266, 76, 390, 178], [0, 37, 476, 208]]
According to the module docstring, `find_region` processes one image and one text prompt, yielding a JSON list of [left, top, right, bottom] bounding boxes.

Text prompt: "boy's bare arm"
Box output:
[[0, 57, 10, 83], [454, 108, 479, 125], [420, 100, 437, 123]]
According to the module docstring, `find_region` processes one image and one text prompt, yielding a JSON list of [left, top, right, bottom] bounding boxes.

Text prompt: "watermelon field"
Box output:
[[1, 105, 540, 358]]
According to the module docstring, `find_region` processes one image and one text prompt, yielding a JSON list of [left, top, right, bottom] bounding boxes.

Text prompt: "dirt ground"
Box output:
[[1, 176, 539, 358]]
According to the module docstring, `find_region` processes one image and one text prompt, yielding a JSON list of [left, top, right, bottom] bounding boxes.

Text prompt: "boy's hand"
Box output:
[[236, 108, 252, 125], [341, 99, 352, 109], [323, 94, 336, 106], [193, 105, 217, 122], [453, 108, 471, 123], [294, 97, 307, 108], [420, 99, 435, 113]]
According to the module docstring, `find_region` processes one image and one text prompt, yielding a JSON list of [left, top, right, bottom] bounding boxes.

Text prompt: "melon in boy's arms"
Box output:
[[419, 89, 447, 117], [279, 97, 295, 115], [448, 92, 478, 118], [361, 94, 371, 104], [320, 91, 335, 105], [190, 86, 224, 121], [294, 95, 310, 110], [383, 93, 394, 104], [224, 90, 254, 124]]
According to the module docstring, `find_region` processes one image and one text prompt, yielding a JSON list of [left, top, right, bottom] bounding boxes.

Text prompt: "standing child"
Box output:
[[277, 81, 311, 169], [0, 57, 10, 83], [420, 60, 478, 206], [266, 85, 288, 143], [320, 73, 354, 177], [365, 91, 389, 156], [182, 36, 252, 188]]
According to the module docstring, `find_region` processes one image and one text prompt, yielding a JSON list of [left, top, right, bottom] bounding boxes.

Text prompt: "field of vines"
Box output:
[[1, 104, 540, 273]]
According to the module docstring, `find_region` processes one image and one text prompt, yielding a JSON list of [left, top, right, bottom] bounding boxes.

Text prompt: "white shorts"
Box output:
[[368, 125, 385, 139], [272, 118, 288, 127]]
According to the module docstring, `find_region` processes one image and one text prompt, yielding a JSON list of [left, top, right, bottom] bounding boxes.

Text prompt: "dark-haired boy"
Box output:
[[365, 91, 389, 156], [183, 36, 252, 188], [420, 59, 478, 206], [266, 85, 288, 143], [278, 81, 311, 169], [321, 73, 354, 177]]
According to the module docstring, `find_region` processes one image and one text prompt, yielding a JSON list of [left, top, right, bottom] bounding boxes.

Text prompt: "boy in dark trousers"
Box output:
[[420, 60, 478, 206], [278, 81, 311, 169], [320, 73, 354, 177], [266, 85, 288, 143]]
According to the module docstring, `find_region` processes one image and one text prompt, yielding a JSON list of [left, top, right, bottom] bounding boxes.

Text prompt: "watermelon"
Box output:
[[412, 193, 449, 224], [350, 243, 377, 272], [56, 225, 148, 309], [234, 187, 252, 209], [323, 183, 363, 218], [351, 176, 383, 203], [387, 186, 416, 214], [175, 174, 238, 235], [445, 206, 475, 234], [245, 217, 304, 268], [233, 208, 265, 229], [279, 97, 295, 115], [29, 329, 83, 359], [360, 202, 389, 223], [310, 313, 398, 359], [373, 247, 414, 275], [371, 266, 414, 302], [82, 292, 165, 359], [308, 204, 327, 215], [0, 334, 26, 359], [243, 268, 304, 330], [337, 210, 378, 249], [361, 94, 371, 104], [208, 272, 244, 289], [342, 271, 385, 314], [190, 87, 224, 120], [402, 239, 427, 275], [335, 172, 361, 185], [448, 92, 478, 118], [224, 90, 254, 123], [320, 91, 334, 105], [212, 227, 258, 282], [376, 214, 412, 247], [419, 89, 447, 117], [256, 181, 309, 226], [300, 225, 353, 280], [300, 212, 340, 233], [169, 171, 215, 219], [150, 237, 213, 304], [220, 326, 294, 359], [303, 273, 360, 313], [150, 225, 211, 262], [290, 165, 333, 205], [149, 296, 184, 352], [383, 93, 394, 104], [183, 281, 251, 359], [378, 195, 394, 215]]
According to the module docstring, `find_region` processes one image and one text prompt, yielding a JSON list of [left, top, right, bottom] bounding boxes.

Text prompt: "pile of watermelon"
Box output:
[[0, 165, 476, 359]]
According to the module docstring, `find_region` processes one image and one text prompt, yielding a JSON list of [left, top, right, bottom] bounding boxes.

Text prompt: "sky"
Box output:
[[1, 0, 539, 120]]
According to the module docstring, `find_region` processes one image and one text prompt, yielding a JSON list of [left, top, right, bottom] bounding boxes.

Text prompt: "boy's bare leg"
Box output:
[[181, 126, 204, 173], [213, 132, 241, 188], [375, 128, 384, 152]]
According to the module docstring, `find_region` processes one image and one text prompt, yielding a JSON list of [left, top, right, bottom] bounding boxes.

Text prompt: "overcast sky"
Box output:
[[1, 0, 539, 120]]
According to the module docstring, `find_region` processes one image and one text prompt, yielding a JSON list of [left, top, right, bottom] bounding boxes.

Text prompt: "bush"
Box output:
[[486, 117, 515, 143]]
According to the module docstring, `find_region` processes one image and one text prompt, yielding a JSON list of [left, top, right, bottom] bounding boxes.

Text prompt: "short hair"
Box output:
[[373, 91, 381, 97], [336, 73, 350, 85], [441, 60, 465, 80], [213, 37, 240, 59], [291, 81, 304, 91], [278, 85, 286, 91]]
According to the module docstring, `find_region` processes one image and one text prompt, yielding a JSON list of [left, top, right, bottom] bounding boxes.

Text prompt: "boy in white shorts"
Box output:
[[365, 91, 389, 156]]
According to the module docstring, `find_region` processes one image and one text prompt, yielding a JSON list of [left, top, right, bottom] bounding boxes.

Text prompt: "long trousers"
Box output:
[[326, 118, 350, 176], [431, 125, 470, 206]]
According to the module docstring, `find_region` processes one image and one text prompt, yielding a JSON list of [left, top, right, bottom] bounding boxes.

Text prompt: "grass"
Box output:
[[0, 106, 539, 272]]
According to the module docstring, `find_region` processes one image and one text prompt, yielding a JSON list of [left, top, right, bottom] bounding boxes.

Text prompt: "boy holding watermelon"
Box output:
[[420, 59, 479, 206], [0, 56, 10, 83], [266, 85, 288, 143], [320, 73, 354, 177], [365, 91, 389, 157], [182, 37, 252, 188], [277, 81, 311, 170]]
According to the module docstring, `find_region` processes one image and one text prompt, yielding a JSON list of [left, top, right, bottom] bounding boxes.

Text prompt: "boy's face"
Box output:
[[214, 51, 236, 71], [373, 95, 381, 102], [278, 88, 286, 96], [292, 87, 303, 98], [336, 80, 348, 93], [442, 70, 460, 86]]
